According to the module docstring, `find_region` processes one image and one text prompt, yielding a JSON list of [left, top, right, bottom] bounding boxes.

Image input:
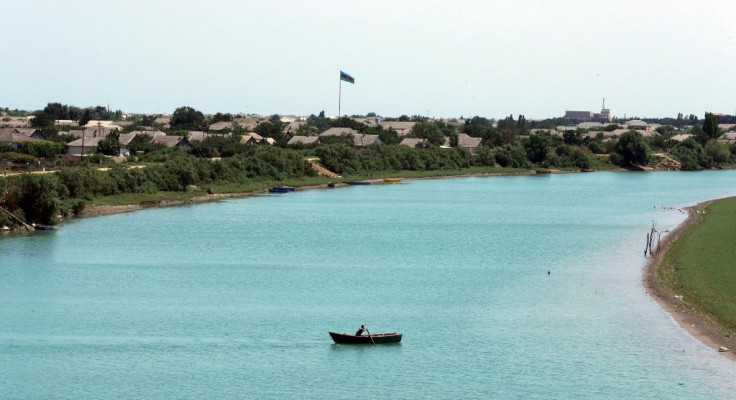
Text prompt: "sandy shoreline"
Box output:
[[642, 201, 735, 361]]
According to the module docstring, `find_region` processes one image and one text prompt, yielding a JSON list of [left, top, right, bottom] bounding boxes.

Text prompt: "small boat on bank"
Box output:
[[33, 225, 54, 231], [328, 331, 402, 344], [383, 178, 403, 183], [268, 186, 294, 193], [344, 181, 371, 185]]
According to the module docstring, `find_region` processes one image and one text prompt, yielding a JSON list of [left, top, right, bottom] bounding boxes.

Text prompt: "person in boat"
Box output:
[[355, 325, 367, 336]]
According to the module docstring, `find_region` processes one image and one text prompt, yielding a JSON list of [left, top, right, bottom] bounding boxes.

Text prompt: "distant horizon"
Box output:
[[3, 102, 730, 122]]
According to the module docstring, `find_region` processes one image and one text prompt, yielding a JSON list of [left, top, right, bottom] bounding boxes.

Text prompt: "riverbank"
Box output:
[[642, 200, 735, 361], [79, 167, 546, 216]]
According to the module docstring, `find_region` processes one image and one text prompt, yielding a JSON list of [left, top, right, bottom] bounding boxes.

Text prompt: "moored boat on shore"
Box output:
[[383, 178, 403, 183]]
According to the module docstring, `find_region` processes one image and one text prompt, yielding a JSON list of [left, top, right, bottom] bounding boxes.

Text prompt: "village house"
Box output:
[[241, 132, 263, 145], [319, 127, 360, 137], [208, 121, 233, 131], [671, 133, 694, 142], [399, 138, 428, 148], [285, 121, 307, 133], [152, 135, 190, 150], [623, 120, 651, 132], [352, 134, 380, 148], [287, 135, 320, 146], [0, 129, 40, 149], [187, 131, 233, 142], [153, 116, 171, 129], [456, 133, 482, 153], [233, 116, 260, 131], [379, 121, 416, 136], [66, 137, 103, 156]]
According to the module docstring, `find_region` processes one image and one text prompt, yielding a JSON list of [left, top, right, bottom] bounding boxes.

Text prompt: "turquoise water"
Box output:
[[1, 171, 736, 399]]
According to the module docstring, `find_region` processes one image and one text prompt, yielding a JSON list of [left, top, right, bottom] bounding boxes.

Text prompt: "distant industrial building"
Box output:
[[565, 99, 612, 122]]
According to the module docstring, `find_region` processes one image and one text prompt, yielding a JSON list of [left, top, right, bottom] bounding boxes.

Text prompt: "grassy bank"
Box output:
[[659, 197, 736, 334]]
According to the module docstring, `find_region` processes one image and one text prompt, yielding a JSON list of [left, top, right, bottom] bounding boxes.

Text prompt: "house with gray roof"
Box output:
[[624, 120, 651, 131], [379, 121, 416, 136], [352, 134, 380, 148], [319, 127, 359, 137], [152, 135, 190, 150], [287, 135, 320, 146], [456, 133, 482, 153], [0, 129, 40, 149], [399, 138, 428, 148], [671, 133, 694, 142], [66, 137, 103, 156], [208, 121, 233, 131], [153, 116, 171, 129], [241, 132, 264, 145], [233, 117, 259, 130]]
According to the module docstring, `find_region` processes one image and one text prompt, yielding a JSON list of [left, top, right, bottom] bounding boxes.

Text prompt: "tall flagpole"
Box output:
[[338, 75, 342, 118]]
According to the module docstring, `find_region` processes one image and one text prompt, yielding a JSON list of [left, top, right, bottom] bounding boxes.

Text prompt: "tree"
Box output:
[[254, 121, 287, 146], [43, 102, 69, 119], [671, 138, 707, 170], [97, 131, 121, 156], [525, 133, 551, 163], [19, 174, 59, 224], [410, 122, 444, 146], [517, 114, 529, 135], [78, 109, 91, 127], [30, 111, 56, 128], [613, 131, 650, 166], [702, 112, 720, 142], [209, 113, 233, 124], [704, 139, 730, 166], [376, 127, 399, 145], [170, 106, 206, 130]]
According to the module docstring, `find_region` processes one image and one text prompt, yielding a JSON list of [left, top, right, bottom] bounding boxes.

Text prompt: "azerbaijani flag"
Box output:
[[340, 70, 355, 84]]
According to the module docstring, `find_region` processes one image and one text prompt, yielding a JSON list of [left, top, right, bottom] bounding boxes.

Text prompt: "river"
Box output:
[[1, 171, 735, 399]]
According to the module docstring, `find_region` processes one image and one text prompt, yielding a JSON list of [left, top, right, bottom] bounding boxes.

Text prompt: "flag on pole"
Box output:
[[340, 70, 355, 84]]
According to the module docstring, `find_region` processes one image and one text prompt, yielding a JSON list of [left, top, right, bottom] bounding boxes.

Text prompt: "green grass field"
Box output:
[[660, 197, 736, 333]]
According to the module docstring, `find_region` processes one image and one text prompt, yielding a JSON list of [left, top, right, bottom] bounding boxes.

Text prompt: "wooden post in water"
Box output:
[[644, 222, 659, 257]]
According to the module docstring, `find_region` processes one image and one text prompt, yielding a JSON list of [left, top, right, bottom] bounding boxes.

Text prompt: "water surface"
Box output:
[[1, 171, 735, 399]]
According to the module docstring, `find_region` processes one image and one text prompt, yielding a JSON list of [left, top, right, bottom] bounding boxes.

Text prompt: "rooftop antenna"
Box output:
[[602, 98, 605, 109]]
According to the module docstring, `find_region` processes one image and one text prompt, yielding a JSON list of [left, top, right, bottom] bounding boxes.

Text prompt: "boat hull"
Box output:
[[329, 331, 402, 344]]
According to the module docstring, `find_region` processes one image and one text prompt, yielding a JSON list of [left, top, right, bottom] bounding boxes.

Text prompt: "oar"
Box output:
[[365, 327, 376, 345]]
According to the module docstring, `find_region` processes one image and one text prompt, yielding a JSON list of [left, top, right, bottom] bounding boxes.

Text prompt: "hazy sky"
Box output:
[[2, 0, 735, 119]]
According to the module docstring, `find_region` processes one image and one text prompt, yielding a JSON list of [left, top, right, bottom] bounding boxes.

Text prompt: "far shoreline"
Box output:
[[642, 200, 735, 361], [79, 168, 567, 217]]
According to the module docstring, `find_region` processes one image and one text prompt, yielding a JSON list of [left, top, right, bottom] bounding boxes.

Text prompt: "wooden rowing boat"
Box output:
[[328, 331, 402, 344]]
